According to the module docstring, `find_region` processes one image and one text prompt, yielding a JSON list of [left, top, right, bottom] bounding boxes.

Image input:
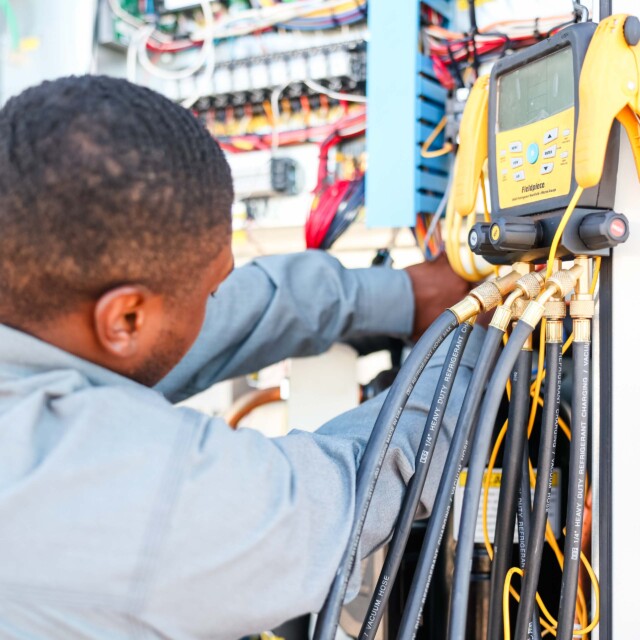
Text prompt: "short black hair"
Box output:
[[0, 75, 233, 326]]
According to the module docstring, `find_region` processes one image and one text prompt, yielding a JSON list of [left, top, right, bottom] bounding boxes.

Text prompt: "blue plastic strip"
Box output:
[[417, 192, 445, 213], [366, 0, 421, 227], [366, 0, 452, 228], [418, 75, 448, 104], [418, 100, 446, 126], [417, 170, 449, 194]]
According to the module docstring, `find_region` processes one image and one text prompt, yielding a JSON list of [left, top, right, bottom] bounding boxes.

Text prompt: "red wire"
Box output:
[[305, 125, 365, 248]]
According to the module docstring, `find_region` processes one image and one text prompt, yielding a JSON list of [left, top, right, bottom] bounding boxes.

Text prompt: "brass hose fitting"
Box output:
[[544, 299, 566, 320], [570, 256, 595, 342], [488, 270, 544, 332], [513, 271, 545, 300], [449, 297, 483, 324], [490, 301, 518, 332], [449, 270, 522, 323], [539, 264, 584, 303], [546, 319, 564, 344], [522, 264, 583, 329]]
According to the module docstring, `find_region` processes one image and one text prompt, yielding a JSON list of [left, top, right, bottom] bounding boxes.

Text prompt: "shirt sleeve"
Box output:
[[141, 327, 484, 639], [156, 251, 415, 402]]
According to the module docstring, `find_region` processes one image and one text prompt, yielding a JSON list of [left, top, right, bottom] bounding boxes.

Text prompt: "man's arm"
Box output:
[[156, 250, 415, 402], [142, 327, 484, 639]]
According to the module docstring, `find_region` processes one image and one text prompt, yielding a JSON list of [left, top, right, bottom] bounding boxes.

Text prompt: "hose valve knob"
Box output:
[[489, 217, 541, 252]]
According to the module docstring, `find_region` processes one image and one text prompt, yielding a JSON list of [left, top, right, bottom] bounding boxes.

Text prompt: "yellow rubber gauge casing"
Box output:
[[488, 21, 618, 219]]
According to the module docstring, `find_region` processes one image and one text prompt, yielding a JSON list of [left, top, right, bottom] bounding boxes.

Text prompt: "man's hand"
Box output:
[[404, 255, 472, 342]]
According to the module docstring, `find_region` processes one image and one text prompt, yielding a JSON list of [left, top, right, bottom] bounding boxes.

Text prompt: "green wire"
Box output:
[[0, 0, 19, 52]]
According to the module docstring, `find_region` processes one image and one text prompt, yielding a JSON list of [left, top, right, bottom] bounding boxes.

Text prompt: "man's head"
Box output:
[[0, 75, 234, 385]]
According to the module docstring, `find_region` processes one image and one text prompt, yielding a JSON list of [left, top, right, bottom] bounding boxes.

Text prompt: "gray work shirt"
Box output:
[[0, 251, 482, 639]]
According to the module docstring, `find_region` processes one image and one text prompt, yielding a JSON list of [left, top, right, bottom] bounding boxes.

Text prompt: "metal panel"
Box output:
[[366, 1, 452, 228], [365, 0, 421, 228]]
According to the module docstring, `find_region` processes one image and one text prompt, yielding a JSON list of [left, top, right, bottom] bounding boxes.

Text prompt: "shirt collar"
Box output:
[[0, 322, 140, 389]]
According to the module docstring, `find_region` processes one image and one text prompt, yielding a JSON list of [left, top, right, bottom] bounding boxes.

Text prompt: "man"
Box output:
[[0, 75, 480, 638]]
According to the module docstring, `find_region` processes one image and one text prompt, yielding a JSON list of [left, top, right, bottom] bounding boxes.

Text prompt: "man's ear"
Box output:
[[93, 286, 154, 359]]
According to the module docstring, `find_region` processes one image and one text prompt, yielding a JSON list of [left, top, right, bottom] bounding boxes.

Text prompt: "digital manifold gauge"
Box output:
[[471, 21, 629, 264]]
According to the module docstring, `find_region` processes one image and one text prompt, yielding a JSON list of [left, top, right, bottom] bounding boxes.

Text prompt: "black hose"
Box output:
[[517, 440, 543, 640], [487, 348, 533, 640], [313, 310, 459, 640], [513, 340, 563, 640], [396, 325, 505, 640], [359, 322, 474, 640], [447, 319, 538, 640], [556, 338, 591, 640]]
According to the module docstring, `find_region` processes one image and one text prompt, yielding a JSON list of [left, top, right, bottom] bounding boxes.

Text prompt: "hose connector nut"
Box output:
[[514, 271, 545, 300], [490, 304, 513, 332], [573, 317, 592, 343], [469, 281, 503, 312], [544, 299, 566, 320], [546, 319, 564, 343], [570, 298, 595, 319]]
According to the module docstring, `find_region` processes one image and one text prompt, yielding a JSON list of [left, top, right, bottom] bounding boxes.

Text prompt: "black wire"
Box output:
[[556, 338, 591, 640], [447, 319, 539, 640], [487, 347, 534, 640], [313, 310, 460, 640], [358, 322, 474, 640], [446, 41, 465, 88], [468, 0, 479, 77], [513, 340, 564, 640], [396, 325, 505, 640]]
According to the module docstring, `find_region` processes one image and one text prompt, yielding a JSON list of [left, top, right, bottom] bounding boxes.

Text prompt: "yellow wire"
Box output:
[[502, 551, 600, 639], [502, 567, 559, 639], [545, 186, 584, 279], [421, 115, 453, 158], [574, 549, 601, 635]]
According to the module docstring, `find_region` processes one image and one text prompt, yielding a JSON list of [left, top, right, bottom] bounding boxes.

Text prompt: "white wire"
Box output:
[[270, 84, 288, 150], [304, 79, 366, 103], [134, 0, 215, 82], [126, 25, 150, 84]]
